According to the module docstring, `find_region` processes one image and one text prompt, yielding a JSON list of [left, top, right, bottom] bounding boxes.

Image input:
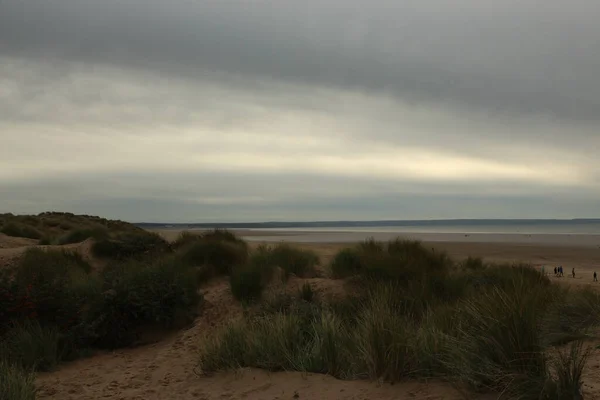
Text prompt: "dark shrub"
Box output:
[[88, 259, 201, 348], [200, 229, 246, 245], [172, 231, 202, 249], [0, 274, 21, 333], [0, 223, 42, 239], [12, 248, 97, 330], [245, 244, 319, 281], [92, 231, 169, 260], [1, 321, 62, 372], [358, 237, 385, 253], [462, 256, 485, 271], [330, 239, 452, 282], [230, 262, 268, 303], [58, 228, 108, 245], [330, 248, 363, 278], [268, 244, 319, 278], [177, 239, 248, 275]]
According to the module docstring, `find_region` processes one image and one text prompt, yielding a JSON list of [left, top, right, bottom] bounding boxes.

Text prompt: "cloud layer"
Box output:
[[1, 0, 599, 221]]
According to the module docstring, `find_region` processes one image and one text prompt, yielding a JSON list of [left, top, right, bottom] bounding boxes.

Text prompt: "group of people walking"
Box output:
[[549, 265, 598, 281]]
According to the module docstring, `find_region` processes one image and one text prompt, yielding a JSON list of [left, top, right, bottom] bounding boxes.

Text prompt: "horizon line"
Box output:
[[134, 218, 600, 226]]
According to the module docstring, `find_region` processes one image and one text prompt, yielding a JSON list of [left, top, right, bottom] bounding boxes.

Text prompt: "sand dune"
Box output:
[[2, 232, 600, 399]]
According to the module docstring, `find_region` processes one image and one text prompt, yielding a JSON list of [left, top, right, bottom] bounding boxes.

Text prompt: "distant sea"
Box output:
[[253, 224, 600, 235], [139, 220, 600, 235]]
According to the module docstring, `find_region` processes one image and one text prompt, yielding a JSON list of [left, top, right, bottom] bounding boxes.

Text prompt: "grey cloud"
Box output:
[[2, 171, 598, 222], [2, 56, 599, 167], [2, 0, 600, 122]]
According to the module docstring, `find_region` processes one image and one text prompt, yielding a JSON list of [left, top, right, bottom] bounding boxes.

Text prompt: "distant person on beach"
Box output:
[[594, 272, 597, 282], [572, 267, 575, 278], [554, 267, 557, 276]]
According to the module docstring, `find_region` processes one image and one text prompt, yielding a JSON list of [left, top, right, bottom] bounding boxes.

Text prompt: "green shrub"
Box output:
[[268, 244, 319, 278], [462, 256, 485, 271], [1, 321, 62, 371], [246, 244, 318, 281], [176, 239, 248, 275], [58, 227, 108, 244], [12, 248, 97, 329], [0, 361, 36, 400], [358, 237, 385, 253], [230, 262, 266, 303], [330, 239, 452, 283], [443, 284, 550, 396], [200, 229, 246, 245], [0, 222, 42, 239], [92, 231, 169, 260], [330, 248, 363, 278], [87, 259, 201, 348], [172, 231, 202, 249]]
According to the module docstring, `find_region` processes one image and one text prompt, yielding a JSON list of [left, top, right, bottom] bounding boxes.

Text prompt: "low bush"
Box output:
[[57, 227, 108, 245], [88, 259, 201, 348], [247, 244, 319, 280], [172, 231, 202, 249], [10, 248, 96, 330], [92, 231, 170, 260], [330, 248, 362, 278], [200, 229, 247, 245], [268, 244, 319, 278], [330, 238, 452, 283], [461, 256, 485, 271], [0, 361, 36, 400], [443, 284, 549, 396], [176, 239, 248, 276], [0, 222, 42, 239], [1, 321, 62, 372], [230, 262, 267, 303]]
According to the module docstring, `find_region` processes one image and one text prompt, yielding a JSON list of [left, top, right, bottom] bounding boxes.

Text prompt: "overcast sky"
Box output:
[[1, 0, 599, 222]]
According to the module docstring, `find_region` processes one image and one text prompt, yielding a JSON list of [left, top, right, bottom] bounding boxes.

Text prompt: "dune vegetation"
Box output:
[[0, 212, 154, 246], [199, 238, 600, 399], [0, 214, 598, 400]]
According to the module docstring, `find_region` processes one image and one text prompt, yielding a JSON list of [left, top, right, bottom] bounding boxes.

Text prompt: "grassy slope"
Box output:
[[0, 212, 145, 244]]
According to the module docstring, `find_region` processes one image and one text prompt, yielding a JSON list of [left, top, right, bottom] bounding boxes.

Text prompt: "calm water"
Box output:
[[250, 223, 600, 235]]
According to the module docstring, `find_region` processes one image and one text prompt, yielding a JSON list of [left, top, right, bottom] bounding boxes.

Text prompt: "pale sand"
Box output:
[[1, 232, 598, 399]]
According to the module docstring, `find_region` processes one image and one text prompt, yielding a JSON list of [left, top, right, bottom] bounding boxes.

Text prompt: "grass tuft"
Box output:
[[0, 361, 36, 400], [1, 321, 62, 372]]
